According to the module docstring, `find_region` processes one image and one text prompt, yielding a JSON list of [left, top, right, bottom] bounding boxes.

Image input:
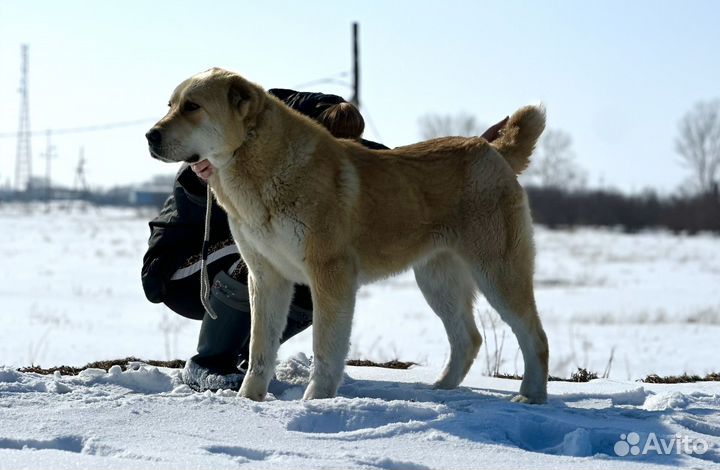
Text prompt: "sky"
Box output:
[[1, 0, 719, 193]]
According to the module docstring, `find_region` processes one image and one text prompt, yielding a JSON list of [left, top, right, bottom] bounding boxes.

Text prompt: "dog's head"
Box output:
[[146, 67, 265, 168]]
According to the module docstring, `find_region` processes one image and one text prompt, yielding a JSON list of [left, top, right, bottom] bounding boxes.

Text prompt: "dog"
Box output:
[[147, 67, 549, 403]]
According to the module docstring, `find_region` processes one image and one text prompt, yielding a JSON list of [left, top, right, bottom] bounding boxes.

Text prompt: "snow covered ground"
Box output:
[[1, 203, 719, 468], [2, 360, 720, 468]]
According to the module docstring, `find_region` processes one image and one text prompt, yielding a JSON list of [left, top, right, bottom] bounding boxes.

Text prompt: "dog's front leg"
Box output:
[[237, 255, 293, 401], [304, 257, 358, 400]]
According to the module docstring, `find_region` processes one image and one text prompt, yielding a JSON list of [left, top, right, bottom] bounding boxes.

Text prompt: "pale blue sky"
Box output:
[[1, 1, 718, 192]]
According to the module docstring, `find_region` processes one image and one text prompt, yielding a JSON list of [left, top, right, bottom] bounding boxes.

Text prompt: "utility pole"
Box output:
[[40, 130, 57, 202], [351, 22, 360, 108], [15, 44, 33, 192]]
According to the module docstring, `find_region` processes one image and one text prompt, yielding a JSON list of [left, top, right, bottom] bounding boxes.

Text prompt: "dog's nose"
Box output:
[[145, 128, 162, 145]]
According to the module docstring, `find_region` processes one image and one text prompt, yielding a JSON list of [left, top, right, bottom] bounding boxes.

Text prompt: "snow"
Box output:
[[2, 359, 719, 468], [1, 203, 719, 468]]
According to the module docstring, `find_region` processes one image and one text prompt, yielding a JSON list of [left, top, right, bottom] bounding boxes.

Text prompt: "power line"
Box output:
[[291, 72, 351, 91], [0, 117, 156, 139], [361, 105, 383, 143]]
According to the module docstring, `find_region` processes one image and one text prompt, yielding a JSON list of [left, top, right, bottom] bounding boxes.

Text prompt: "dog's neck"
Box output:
[[210, 98, 322, 225]]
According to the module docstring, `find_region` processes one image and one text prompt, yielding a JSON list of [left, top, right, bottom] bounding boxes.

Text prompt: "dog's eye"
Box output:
[[183, 102, 201, 112]]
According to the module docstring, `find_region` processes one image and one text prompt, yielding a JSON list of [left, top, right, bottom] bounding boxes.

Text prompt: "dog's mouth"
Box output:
[[149, 147, 200, 164], [149, 148, 174, 163]]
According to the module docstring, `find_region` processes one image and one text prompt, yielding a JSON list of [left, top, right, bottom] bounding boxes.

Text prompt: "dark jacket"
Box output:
[[141, 89, 387, 319], [141, 164, 244, 319]]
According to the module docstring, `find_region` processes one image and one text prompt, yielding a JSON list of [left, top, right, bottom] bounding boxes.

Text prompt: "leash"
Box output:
[[200, 183, 219, 320]]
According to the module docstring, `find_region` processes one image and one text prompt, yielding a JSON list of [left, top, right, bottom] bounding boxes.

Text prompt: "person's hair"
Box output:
[[317, 102, 365, 139]]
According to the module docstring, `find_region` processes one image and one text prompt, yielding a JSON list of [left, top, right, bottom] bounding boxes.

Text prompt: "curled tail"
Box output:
[[491, 105, 546, 175]]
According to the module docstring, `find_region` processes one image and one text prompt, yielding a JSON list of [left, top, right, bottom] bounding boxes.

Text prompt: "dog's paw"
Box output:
[[302, 380, 336, 400], [238, 376, 268, 402], [511, 394, 546, 404], [431, 377, 461, 390]]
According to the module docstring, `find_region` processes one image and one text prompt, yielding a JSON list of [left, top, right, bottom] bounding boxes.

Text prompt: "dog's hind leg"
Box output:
[[304, 257, 358, 400], [472, 262, 548, 403], [414, 251, 482, 389], [469, 196, 549, 403]]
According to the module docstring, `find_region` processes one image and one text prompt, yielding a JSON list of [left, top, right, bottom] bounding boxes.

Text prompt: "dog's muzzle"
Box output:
[[146, 128, 162, 146], [145, 127, 200, 163], [146, 128, 167, 161]]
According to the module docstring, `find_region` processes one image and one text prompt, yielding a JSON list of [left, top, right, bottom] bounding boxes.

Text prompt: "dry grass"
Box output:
[[641, 372, 720, 384], [496, 369, 720, 384], [345, 359, 416, 370], [494, 367, 599, 383], [18, 357, 185, 376], [20, 358, 719, 384], [19, 357, 416, 375]]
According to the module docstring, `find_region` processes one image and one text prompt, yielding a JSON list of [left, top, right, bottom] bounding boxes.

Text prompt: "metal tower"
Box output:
[[40, 130, 57, 201], [15, 44, 32, 191], [73, 147, 89, 195]]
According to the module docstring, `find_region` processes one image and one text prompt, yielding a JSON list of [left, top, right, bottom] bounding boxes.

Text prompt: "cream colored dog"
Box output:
[[147, 68, 549, 403]]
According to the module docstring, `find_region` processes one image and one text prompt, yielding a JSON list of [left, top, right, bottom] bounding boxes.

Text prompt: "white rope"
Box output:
[[200, 183, 219, 320]]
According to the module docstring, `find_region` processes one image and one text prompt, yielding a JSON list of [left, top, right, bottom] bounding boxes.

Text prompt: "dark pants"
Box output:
[[163, 254, 313, 321]]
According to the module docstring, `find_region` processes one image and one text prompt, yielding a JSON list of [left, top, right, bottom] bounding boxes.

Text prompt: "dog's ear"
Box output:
[[228, 76, 252, 115], [228, 75, 266, 124]]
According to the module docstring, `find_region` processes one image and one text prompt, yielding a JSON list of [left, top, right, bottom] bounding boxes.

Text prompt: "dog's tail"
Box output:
[[490, 104, 546, 175]]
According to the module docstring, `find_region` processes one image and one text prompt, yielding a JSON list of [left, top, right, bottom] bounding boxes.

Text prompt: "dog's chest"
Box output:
[[238, 214, 310, 283], [213, 172, 311, 283]]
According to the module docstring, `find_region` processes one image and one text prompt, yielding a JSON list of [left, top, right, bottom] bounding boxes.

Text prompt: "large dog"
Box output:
[[147, 68, 549, 403]]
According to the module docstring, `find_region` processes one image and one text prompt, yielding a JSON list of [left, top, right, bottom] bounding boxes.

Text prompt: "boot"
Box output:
[[181, 271, 251, 391]]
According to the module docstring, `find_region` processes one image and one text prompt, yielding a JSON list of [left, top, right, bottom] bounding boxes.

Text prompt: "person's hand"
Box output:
[[190, 160, 214, 181], [481, 116, 509, 142]]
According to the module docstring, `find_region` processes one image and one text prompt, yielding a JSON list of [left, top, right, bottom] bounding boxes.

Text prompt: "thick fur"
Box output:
[[148, 68, 550, 403]]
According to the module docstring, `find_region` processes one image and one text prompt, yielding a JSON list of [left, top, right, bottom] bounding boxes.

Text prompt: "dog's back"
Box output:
[[336, 105, 545, 281]]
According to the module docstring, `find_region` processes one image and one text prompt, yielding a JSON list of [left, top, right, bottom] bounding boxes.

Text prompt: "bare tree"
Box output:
[[523, 129, 587, 191], [418, 113, 486, 139], [675, 99, 720, 195]]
